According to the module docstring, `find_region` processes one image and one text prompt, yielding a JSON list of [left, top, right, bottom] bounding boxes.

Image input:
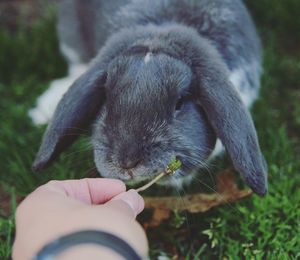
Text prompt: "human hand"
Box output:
[[13, 178, 147, 260]]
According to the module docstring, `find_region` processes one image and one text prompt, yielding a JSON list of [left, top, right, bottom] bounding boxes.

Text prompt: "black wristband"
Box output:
[[33, 230, 142, 260]]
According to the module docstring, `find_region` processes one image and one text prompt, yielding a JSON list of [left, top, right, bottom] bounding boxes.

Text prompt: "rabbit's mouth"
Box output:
[[94, 144, 176, 180], [95, 156, 199, 190], [124, 167, 183, 187]]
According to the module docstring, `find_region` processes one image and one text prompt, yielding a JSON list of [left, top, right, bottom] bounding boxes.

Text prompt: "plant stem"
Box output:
[[136, 171, 168, 192], [136, 159, 182, 192]]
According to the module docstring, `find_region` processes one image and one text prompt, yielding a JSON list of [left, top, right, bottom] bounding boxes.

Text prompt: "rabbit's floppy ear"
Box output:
[[190, 39, 267, 195], [33, 64, 107, 171], [32, 28, 146, 171]]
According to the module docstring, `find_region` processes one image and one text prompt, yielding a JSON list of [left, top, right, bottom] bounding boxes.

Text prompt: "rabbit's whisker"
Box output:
[[63, 146, 94, 158], [54, 127, 90, 133], [61, 133, 89, 137], [173, 177, 192, 240], [68, 157, 95, 168], [83, 166, 98, 177], [192, 176, 242, 216]]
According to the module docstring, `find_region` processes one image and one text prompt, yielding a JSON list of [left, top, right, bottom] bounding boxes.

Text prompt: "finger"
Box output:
[[106, 189, 145, 218], [44, 178, 126, 204]]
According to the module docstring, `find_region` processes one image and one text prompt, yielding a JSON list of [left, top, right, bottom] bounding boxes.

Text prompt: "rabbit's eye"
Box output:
[[175, 97, 184, 111]]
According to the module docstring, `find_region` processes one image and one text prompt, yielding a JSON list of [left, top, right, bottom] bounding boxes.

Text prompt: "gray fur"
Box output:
[[34, 0, 267, 195]]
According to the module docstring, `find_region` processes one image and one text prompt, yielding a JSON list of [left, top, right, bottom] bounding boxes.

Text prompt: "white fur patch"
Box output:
[[229, 68, 254, 108], [144, 52, 153, 63], [60, 43, 81, 64], [28, 64, 88, 125], [229, 62, 261, 108], [208, 139, 225, 161]]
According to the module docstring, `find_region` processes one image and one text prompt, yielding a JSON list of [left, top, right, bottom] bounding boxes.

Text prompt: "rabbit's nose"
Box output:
[[118, 142, 143, 170], [120, 158, 141, 169]]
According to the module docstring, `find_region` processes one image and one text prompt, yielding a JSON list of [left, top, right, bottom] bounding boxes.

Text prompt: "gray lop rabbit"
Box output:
[[31, 0, 268, 195]]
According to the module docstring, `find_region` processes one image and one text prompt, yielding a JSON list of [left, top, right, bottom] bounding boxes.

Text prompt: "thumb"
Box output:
[[105, 189, 145, 218]]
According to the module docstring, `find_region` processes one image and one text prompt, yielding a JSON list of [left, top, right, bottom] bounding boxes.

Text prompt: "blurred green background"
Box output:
[[0, 0, 299, 259]]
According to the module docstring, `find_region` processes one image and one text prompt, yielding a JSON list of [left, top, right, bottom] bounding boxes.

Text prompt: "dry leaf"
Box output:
[[217, 169, 239, 193], [143, 169, 252, 214], [143, 208, 171, 228]]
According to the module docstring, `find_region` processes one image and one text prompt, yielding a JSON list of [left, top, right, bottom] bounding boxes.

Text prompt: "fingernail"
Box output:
[[111, 189, 144, 216]]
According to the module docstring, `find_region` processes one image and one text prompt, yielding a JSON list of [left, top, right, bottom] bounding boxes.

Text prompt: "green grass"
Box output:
[[0, 1, 300, 259], [0, 187, 16, 259]]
